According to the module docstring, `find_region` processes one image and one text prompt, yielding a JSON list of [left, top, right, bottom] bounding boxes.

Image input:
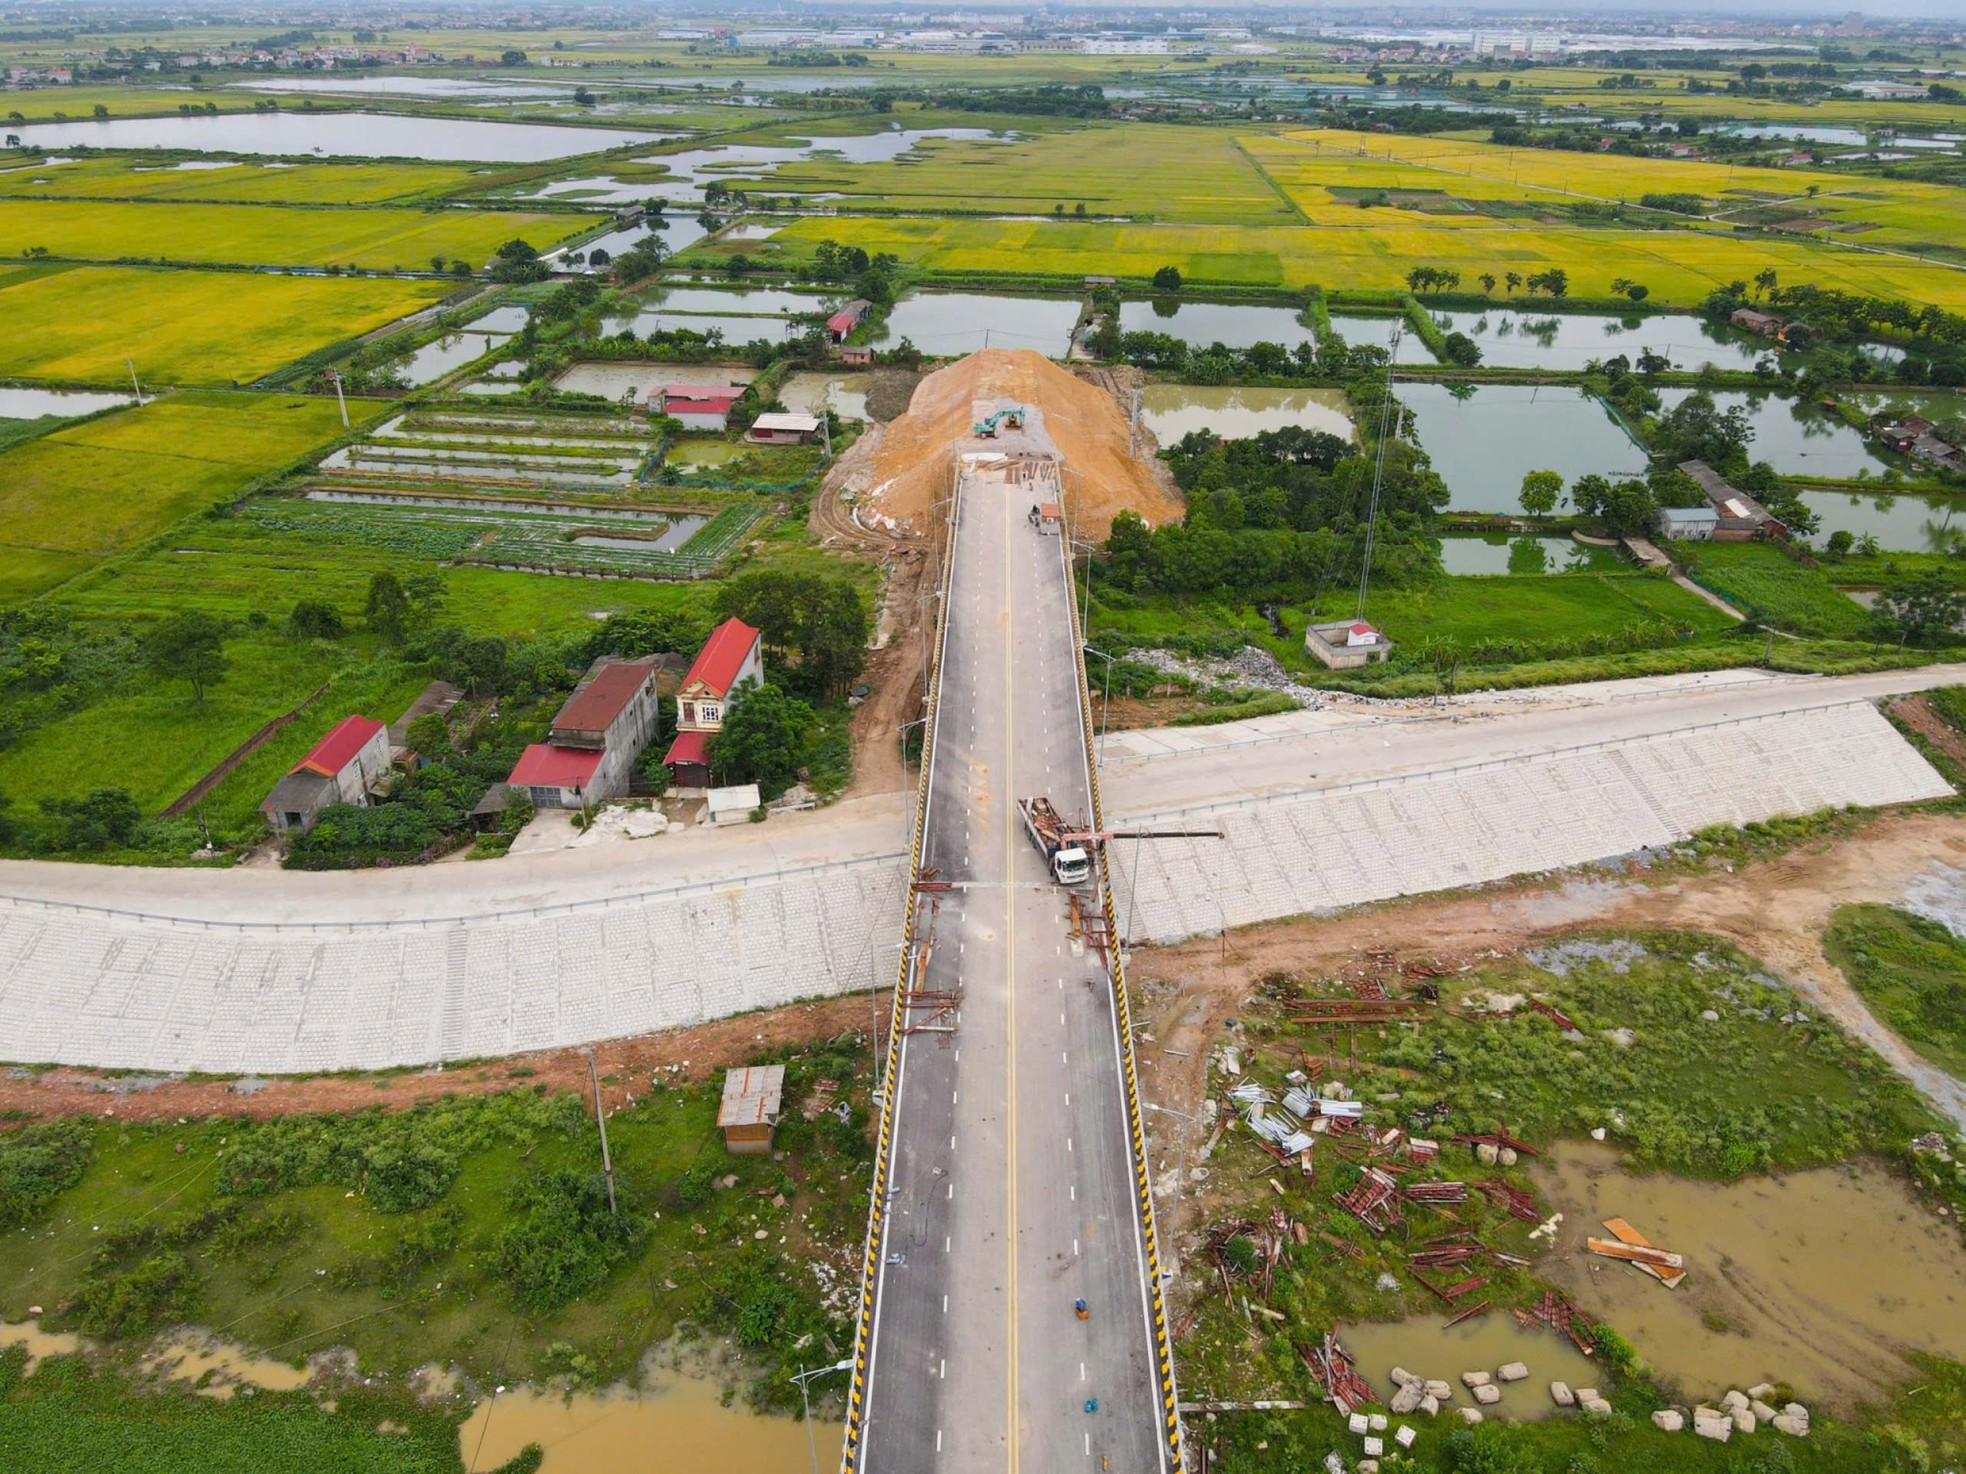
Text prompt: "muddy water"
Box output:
[[143, 1334, 313, 1399], [1343, 1315, 1601, 1420], [1532, 1140, 1966, 1409], [458, 1372, 838, 1474], [0, 1319, 82, 1371]]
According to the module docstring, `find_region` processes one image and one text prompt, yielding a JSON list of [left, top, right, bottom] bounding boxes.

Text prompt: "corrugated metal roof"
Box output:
[[718, 1063, 785, 1128], [553, 660, 654, 736], [681, 617, 761, 698], [293, 715, 384, 778], [508, 743, 602, 789], [664, 729, 711, 767]]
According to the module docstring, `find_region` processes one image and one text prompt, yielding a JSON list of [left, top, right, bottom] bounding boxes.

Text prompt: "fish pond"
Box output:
[[1399, 382, 1649, 513], [1655, 388, 1890, 480], [1423, 309, 1773, 374], [1137, 385, 1355, 445], [1438, 534, 1628, 576], [874, 291, 1080, 357]]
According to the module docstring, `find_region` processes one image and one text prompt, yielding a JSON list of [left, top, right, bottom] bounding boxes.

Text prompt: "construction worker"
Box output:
[[1074, 1298, 1089, 1320]]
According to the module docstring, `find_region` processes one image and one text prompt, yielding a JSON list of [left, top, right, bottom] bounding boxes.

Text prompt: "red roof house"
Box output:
[[262, 714, 390, 835], [665, 618, 764, 790], [506, 658, 661, 809], [653, 385, 744, 431]]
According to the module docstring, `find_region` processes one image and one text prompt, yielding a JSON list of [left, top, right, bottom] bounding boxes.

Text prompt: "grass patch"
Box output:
[[0, 391, 381, 601], [0, 156, 485, 205], [0, 265, 450, 385], [1672, 540, 1872, 638], [0, 1050, 873, 1403], [1826, 904, 1966, 1080]]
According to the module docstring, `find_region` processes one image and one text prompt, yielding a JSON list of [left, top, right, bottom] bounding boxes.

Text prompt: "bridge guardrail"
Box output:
[[838, 455, 962, 1474], [1056, 488, 1186, 1473]]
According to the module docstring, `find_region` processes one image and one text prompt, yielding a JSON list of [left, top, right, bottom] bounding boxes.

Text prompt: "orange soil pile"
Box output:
[[861, 348, 1182, 537]]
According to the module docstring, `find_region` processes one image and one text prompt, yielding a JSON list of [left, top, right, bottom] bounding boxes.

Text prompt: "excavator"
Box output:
[[971, 405, 1026, 438]]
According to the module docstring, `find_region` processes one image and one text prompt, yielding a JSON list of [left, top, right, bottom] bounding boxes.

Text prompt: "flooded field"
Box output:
[[457, 1369, 839, 1474], [1439, 534, 1627, 576], [560, 216, 712, 266], [0, 1322, 309, 1398], [1656, 388, 1889, 480], [552, 362, 756, 399], [874, 291, 1079, 357], [1343, 1314, 1601, 1421], [10, 111, 660, 162], [1533, 1140, 1966, 1408], [393, 329, 511, 387], [1329, 312, 1434, 364], [1400, 383, 1648, 513], [602, 308, 797, 343], [1138, 385, 1355, 444]]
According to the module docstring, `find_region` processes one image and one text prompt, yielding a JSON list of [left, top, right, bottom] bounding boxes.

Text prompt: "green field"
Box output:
[[0, 391, 378, 601], [1672, 540, 1873, 637], [0, 197, 575, 269], [0, 155, 487, 204], [0, 265, 451, 384]]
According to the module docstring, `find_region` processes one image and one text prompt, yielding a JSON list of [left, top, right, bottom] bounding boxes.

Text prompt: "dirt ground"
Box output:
[[1892, 692, 1966, 772], [0, 994, 877, 1125], [1129, 808, 1966, 1132]]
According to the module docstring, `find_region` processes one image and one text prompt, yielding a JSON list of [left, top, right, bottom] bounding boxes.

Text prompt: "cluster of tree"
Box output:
[[807, 238, 903, 307], [1639, 191, 1705, 216], [1100, 417, 1446, 600], [490, 238, 548, 285], [1089, 328, 1385, 385]]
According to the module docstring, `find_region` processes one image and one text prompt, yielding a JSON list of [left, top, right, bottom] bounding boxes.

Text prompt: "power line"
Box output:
[[1356, 320, 1403, 623]]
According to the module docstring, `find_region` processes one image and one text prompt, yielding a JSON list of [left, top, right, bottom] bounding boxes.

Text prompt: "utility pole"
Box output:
[[586, 1052, 617, 1215], [326, 367, 349, 428], [126, 359, 144, 408], [790, 1361, 854, 1474]]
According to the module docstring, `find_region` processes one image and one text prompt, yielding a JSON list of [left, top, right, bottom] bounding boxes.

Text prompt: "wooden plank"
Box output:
[[1586, 1237, 1685, 1270]]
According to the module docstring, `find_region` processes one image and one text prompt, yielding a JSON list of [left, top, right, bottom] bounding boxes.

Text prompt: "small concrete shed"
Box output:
[[719, 1064, 786, 1153]]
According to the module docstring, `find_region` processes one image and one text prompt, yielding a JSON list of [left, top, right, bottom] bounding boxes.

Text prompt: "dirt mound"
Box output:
[[853, 349, 1182, 538]]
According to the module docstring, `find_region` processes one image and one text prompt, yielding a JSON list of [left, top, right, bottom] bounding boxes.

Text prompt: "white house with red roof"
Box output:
[[508, 658, 661, 809], [262, 715, 391, 835], [651, 384, 745, 433], [664, 617, 764, 791]]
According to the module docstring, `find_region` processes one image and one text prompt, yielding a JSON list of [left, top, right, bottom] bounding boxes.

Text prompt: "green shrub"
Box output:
[[0, 1119, 93, 1227], [488, 1170, 645, 1312], [72, 1250, 198, 1339]]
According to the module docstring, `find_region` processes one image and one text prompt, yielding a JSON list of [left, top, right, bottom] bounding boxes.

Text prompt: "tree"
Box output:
[[491, 238, 546, 284], [1569, 474, 1656, 537], [144, 611, 226, 704], [499, 49, 527, 65], [1626, 283, 1649, 303], [714, 572, 868, 700], [1439, 331, 1481, 367], [1518, 469, 1563, 518], [1825, 529, 1854, 559], [1478, 273, 1497, 296], [92, 105, 109, 120], [1872, 569, 1964, 647], [287, 599, 344, 641], [1503, 271, 1522, 295], [403, 713, 452, 762], [1525, 268, 1569, 298], [1151, 265, 1182, 292], [712, 681, 814, 790], [38, 789, 142, 851], [366, 572, 411, 642]]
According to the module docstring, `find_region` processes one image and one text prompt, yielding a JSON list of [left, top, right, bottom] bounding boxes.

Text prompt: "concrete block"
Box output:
[[1347, 1412, 1369, 1435], [1367, 1414, 1387, 1433], [1461, 1371, 1492, 1388], [1583, 1398, 1614, 1417], [1549, 1382, 1575, 1407], [1473, 1384, 1501, 1406], [1695, 1416, 1733, 1443], [1694, 1405, 1721, 1423], [1457, 1408, 1483, 1425], [1389, 1366, 1419, 1388], [1722, 1390, 1750, 1412], [1575, 1388, 1600, 1404], [1425, 1379, 1454, 1401], [1363, 1437, 1384, 1457], [1497, 1361, 1528, 1383], [1782, 1402, 1810, 1422], [1732, 1409, 1757, 1434], [1652, 1409, 1685, 1432], [1418, 1395, 1439, 1416], [1390, 1384, 1423, 1415], [1394, 1426, 1417, 1449], [1751, 1399, 1778, 1423], [1772, 1413, 1809, 1437], [1747, 1383, 1777, 1401]]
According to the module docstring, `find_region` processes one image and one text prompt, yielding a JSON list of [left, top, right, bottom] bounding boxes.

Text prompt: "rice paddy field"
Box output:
[[0, 391, 381, 601], [0, 265, 453, 384], [0, 155, 495, 205], [0, 197, 576, 270], [754, 212, 1966, 308]]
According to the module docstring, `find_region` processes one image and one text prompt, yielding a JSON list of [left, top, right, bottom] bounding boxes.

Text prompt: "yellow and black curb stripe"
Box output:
[[1058, 510, 1186, 1472], [838, 462, 965, 1474]]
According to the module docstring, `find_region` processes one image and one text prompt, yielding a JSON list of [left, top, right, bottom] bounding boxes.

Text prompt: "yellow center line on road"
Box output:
[[1003, 491, 1021, 1474]]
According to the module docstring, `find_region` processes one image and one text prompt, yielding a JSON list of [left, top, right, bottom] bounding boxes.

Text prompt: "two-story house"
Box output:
[[663, 617, 763, 792], [507, 658, 661, 809]]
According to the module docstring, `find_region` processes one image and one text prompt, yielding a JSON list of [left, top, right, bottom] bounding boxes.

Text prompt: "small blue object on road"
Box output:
[[1084, 1398, 1099, 1414]]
